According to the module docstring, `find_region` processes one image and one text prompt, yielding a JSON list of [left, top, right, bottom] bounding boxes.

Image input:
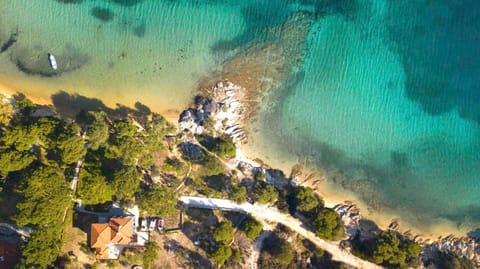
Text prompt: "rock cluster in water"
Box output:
[[179, 80, 247, 144]]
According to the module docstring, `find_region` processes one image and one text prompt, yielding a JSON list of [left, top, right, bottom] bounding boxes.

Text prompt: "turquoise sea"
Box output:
[[1, 0, 480, 232]]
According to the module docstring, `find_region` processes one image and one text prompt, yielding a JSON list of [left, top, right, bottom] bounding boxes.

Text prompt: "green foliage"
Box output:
[[213, 220, 234, 242], [360, 231, 422, 267], [0, 100, 13, 126], [13, 94, 36, 113], [255, 183, 278, 204], [210, 242, 232, 265], [161, 157, 187, 175], [198, 155, 224, 177], [15, 165, 70, 227], [313, 208, 344, 241], [86, 111, 109, 150], [56, 134, 86, 165], [20, 226, 65, 268], [0, 150, 35, 174], [293, 186, 323, 212], [112, 167, 141, 201], [210, 136, 236, 159], [197, 135, 236, 159], [14, 165, 70, 268], [77, 170, 114, 204], [1, 124, 42, 151], [113, 119, 137, 139], [137, 185, 176, 216], [229, 185, 247, 204], [240, 217, 263, 240], [268, 237, 294, 265], [142, 241, 160, 269]]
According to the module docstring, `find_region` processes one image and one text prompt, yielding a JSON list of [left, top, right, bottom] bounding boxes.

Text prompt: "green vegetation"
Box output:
[[142, 241, 160, 269], [213, 220, 234, 242], [313, 208, 344, 241], [353, 231, 421, 268], [229, 185, 247, 204], [86, 111, 109, 150], [292, 186, 323, 212], [255, 182, 278, 204], [198, 134, 236, 159], [137, 185, 176, 216], [262, 234, 294, 265], [197, 155, 224, 177], [240, 216, 263, 240], [210, 242, 232, 265], [162, 157, 188, 175], [77, 169, 114, 204], [14, 165, 70, 268], [112, 167, 141, 201]]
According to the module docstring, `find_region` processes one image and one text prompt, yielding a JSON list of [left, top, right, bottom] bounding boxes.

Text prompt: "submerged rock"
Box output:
[[0, 30, 18, 53], [133, 23, 146, 38], [91, 7, 114, 22]]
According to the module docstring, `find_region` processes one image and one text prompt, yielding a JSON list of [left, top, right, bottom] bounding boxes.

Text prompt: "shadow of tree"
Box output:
[[51, 90, 152, 123]]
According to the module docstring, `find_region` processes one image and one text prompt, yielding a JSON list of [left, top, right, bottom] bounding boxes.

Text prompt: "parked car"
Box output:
[[140, 219, 147, 231], [157, 218, 164, 231], [148, 218, 156, 231]]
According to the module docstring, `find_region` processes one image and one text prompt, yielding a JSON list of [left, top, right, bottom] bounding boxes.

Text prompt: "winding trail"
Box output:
[[180, 196, 383, 269]]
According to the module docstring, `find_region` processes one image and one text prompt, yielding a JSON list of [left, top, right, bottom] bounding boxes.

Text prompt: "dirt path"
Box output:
[[180, 196, 383, 269]]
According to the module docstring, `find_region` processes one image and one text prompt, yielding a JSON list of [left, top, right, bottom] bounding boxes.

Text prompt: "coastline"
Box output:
[[237, 85, 473, 242], [0, 80, 182, 122]]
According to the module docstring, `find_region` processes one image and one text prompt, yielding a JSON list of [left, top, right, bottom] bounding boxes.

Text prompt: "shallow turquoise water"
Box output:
[[266, 0, 480, 225], [1, 0, 480, 228]]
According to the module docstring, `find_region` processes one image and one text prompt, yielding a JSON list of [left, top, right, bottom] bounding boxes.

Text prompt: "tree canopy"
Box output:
[[137, 185, 176, 217], [255, 183, 278, 204], [14, 165, 70, 268], [77, 169, 114, 205], [359, 231, 422, 267], [112, 167, 141, 201], [313, 208, 344, 241], [142, 241, 160, 269], [210, 242, 232, 265], [293, 186, 323, 213], [86, 111, 109, 150], [240, 217, 263, 240], [229, 185, 247, 204], [15, 165, 70, 227], [213, 220, 234, 242]]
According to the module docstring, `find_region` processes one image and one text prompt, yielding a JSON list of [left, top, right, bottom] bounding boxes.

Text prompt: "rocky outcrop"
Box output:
[[178, 80, 247, 144], [333, 204, 362, 240]]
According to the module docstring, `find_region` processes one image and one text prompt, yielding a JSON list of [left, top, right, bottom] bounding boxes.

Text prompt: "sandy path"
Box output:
[[180, 196, 382, 269]]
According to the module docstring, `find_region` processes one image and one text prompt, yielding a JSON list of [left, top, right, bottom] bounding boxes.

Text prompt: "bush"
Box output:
[[213, 220, 234, 242], [240, 217, 263, 240], [265, 236, 294, 265], [198, 135, 236, 159], [198, 155, 224, 177], [210, 243, 232, 265], [355, 231, 422, 267], [255, 183, 278, 204], [229, 185, 247, 204], [293, 186, 323, 213], [313, 208, 344, 241]]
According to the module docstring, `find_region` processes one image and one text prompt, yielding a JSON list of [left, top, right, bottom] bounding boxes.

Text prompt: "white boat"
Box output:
[[48, 53, 57, 70]]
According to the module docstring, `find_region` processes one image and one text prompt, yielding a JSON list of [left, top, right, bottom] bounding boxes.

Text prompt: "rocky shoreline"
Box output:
[[178, 79, 480, 267]]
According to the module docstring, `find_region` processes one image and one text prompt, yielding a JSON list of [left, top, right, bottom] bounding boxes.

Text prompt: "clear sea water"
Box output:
[[1, 0, 480, 232]]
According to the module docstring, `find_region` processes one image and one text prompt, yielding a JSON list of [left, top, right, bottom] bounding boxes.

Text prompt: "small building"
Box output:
[[90, 217, 140, 260]]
